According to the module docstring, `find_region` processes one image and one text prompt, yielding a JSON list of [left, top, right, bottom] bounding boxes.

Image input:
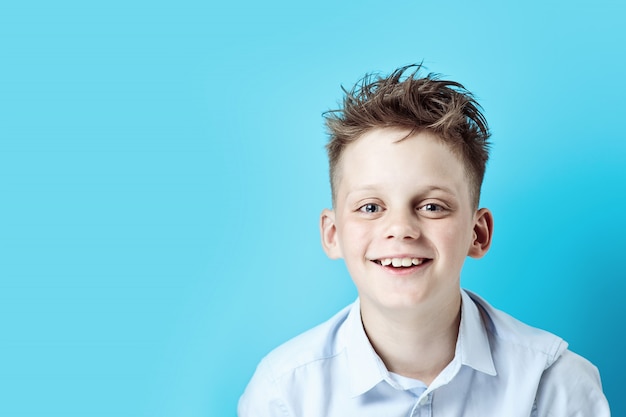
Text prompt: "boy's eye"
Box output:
[[420, 203, 444, 212], [359, 203, 382, 213]]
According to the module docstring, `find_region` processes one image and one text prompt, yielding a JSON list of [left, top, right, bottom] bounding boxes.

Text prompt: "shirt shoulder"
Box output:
[[259, 302, 352, 379], [465, 290, 567, 367], [464, 290, 610, 415], [238, 303, 355, 417], [536, 350, 610, 416]]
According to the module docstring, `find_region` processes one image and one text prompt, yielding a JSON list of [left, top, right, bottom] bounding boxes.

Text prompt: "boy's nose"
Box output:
[[384, 209, 420, 240]]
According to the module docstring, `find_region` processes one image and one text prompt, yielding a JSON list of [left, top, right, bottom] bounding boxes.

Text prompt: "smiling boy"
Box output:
[[238, 65, 610, 416]]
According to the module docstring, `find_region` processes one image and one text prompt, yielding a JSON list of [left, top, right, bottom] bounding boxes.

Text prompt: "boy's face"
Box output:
[[321, 128, 492, 314]]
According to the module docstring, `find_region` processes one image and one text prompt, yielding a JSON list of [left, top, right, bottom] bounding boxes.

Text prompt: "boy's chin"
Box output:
[[364, 292, 436, 313], [360, 286, 461, 315]]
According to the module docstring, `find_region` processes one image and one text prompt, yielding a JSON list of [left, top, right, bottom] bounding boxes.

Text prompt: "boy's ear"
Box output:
[[468, 208, 494, 259], [320, 208, 342, 259]]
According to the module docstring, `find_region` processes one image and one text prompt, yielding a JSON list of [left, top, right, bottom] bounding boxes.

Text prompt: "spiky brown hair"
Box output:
[[324, 64, 491, 208]]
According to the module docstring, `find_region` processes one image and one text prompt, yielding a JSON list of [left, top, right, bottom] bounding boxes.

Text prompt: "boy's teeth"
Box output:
[[380, 257, 423, 267]]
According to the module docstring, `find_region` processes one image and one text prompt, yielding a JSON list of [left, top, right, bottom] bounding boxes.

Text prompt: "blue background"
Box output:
[[1, 1, 624, 415]]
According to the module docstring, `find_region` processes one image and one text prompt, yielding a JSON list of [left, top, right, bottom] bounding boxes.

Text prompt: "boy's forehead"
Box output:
[[340, 128, 460, 170], [334, 128, 471, 197]]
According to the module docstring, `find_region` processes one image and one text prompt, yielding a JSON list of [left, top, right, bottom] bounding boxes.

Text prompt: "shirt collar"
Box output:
[[417, 290, 497, 392], [456, 289, 497, 376], [344, 290, 497, 397], [344, 299, 389, 397]]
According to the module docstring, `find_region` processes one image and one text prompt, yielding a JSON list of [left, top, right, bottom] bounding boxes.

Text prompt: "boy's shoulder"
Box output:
[[259, 302, 355, 380], [464, 290, 568, 367], [464, 291, 607, 413]]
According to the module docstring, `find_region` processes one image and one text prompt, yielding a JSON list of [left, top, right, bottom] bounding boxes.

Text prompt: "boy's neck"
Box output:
[[360, 292, 462, 386]]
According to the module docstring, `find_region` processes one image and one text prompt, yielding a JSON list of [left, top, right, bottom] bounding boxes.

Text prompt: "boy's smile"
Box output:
[[372, 257, 428, 268], [320, 128, 493, 315]]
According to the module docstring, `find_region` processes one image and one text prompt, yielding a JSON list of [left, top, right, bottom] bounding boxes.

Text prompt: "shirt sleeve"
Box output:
[[535, 350, 610, 417], [237, 359, 291, 417]]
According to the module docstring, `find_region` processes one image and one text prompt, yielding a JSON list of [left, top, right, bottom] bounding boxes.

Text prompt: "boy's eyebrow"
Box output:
[[346, 184, 458, 197], [344, 184, 383, 198], [421, 185, 457, 195]]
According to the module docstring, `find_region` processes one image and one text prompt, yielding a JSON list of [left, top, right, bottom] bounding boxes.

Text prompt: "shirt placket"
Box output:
[[409, 391, 433, 417]]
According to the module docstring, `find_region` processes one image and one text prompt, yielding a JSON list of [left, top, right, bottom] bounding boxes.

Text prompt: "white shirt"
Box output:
[[238, 290, 610, 416]]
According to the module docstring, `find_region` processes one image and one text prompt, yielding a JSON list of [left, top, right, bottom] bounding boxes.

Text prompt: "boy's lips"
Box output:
[[370, 256, 432, 268]]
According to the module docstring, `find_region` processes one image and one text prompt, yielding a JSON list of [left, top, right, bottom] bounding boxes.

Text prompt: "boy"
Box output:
[[238, 65, 610, 416]]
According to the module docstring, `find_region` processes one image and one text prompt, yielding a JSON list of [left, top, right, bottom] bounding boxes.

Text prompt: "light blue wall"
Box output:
[[1, 1, 624, 415]]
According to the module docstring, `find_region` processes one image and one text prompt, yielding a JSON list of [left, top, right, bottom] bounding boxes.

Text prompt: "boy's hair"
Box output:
[[324, 64, 491, 208]]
